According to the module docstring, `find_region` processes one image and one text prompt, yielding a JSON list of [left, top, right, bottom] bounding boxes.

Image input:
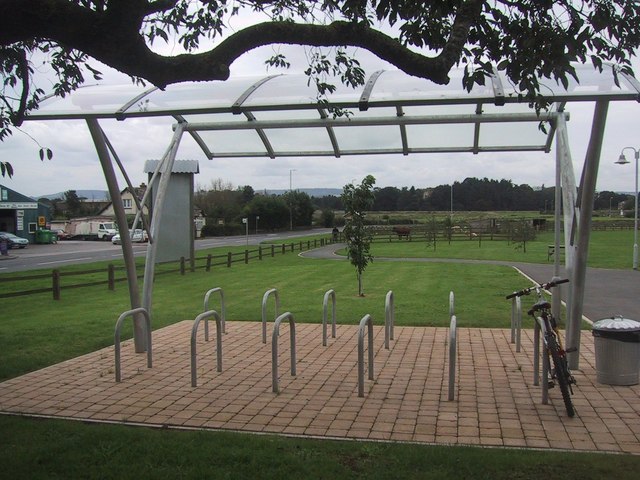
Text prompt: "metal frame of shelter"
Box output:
[[26, 64, 640, 369]]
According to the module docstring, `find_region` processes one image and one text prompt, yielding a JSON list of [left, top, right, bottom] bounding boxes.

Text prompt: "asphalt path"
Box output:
[[0, 229, 331, 273], [301, 243, 640, 323]]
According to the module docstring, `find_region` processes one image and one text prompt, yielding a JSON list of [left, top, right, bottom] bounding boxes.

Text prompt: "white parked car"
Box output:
[[0, 231, 29, 248], [111, 229, 148, 245]]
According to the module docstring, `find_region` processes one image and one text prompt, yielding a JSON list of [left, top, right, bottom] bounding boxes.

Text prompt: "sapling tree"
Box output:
[[341, 175, 376, 296]]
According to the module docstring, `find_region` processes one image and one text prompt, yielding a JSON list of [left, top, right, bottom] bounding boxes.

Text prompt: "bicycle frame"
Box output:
[[507, 279, 576, 417]]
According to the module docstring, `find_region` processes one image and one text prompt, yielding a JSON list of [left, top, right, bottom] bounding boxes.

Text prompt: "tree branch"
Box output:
[[13, 48, 29, 127], [0, 0, 484, 88]]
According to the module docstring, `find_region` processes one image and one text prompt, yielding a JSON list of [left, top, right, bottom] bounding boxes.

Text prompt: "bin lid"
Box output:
[[592, 316, 640, 332]]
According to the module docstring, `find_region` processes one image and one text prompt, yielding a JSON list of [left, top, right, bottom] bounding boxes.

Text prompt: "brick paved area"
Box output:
[[1, 321, 638, 454]]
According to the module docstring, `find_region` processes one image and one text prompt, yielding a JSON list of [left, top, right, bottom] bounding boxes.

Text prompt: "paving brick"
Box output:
[[0, 322, 638, 455]]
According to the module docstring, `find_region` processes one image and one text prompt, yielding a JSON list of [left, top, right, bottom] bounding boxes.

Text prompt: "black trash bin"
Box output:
[[592, 316, 640, 385]]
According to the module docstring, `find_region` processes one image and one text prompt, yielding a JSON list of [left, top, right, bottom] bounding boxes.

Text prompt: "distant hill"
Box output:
[[38, 190, 110, 201], [262, 188, 342, 197]]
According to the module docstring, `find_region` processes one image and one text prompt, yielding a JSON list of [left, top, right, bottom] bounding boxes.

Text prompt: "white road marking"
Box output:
[[37, 257, 93, 265]]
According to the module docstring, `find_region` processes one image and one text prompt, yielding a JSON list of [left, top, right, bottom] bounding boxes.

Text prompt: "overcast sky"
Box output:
[[2, 38, 640, 199]]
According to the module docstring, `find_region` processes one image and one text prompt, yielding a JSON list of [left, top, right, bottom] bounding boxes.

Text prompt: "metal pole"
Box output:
[[567, 100, 609, 370], [142, 123, 184, 316], [86, 119, 145, 353], [634, 151, 638, 270], [450, 182, 453, 217], [615, 147, 639, 269], [289, 169, 295, 231]]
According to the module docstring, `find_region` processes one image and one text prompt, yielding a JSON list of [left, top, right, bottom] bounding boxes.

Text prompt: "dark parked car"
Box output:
[[0, 232, 29, 248], [54, 229, 70, 240]]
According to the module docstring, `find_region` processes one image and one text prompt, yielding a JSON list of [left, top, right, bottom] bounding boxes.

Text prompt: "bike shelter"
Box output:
[[25, 64, 640, 368]]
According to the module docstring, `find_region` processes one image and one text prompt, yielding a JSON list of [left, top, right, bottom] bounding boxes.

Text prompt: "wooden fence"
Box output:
[[0, 237, 333, 300]]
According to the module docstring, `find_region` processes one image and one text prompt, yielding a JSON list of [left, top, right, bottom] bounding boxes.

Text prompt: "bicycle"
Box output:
[[506, 278, 576, 417]]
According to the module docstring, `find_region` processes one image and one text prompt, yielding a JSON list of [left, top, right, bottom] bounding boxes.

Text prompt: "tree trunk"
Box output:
[[358, 272, 364, 296]]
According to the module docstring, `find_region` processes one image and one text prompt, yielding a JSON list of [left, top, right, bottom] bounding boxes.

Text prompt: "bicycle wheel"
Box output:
[[547, 334, 575, 417]]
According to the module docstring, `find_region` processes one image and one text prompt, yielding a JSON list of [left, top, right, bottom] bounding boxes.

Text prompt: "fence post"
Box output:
[[190, 257, 195, 272], [314, 239, 317, 248], [52, 269, 61, 300], [180, 257, 186, 275], [281, 244, 285, 255], [244, 250, 249, 264], [206, 254, 212, 272], [291, 243, 294, 253], [227, 252, 232, 267], [108, 264, 115, 291], [271, 244, 275, 257]]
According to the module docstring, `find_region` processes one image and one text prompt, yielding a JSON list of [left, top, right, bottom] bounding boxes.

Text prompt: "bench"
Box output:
[[547, 245, 565, 262]]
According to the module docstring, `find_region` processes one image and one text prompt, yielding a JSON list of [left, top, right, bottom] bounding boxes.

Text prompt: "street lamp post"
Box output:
[[242, 217, 248, 246], [255, 215, 259, 235], [289, 169, 296, 231], [615, 147, 639, 270], [450, 182, 454, 218]]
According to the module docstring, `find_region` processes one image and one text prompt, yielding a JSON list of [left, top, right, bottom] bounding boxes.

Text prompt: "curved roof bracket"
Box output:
[[396, 106, 409, 155], [245, 111, 275, 158], [173, 115, 214, 159], [359, 70, 386, 111], [473, 103, 483, 154], [489, 66, 506, 106], [116, 86, 160, 120], [544, 111, 569, 153], [617, 69, 640, 102], [318, 108, 341, 157], [232, 75, 282, 114]]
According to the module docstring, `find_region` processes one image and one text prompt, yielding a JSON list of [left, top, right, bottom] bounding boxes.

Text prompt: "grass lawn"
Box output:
[[1, 231, 638, 478], [0, 252, 522, 381], [2, 415, 640, 479], [365, 230, 636, 269]]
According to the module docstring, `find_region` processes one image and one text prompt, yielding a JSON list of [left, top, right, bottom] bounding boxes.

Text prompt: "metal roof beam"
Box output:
[[181, 112, 555, 132], [244, 111, 276, 158], [196, 144, 548, 158], [318, 108, 341, 158]]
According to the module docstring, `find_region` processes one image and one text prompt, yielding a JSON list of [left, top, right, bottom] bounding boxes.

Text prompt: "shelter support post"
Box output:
[[86, 119, 146, 353], [556, 114, 578, 324], [142, 123, 185, 314], [566, 101, 610, 369]]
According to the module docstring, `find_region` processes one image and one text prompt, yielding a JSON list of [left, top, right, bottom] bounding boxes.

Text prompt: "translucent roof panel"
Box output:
[[480, 123, 547, 149], [501, 63, 640, 102], [31, 84, 150, 119], [196, 130, 268, 156], [334, 125, 403, 152], [136, 78, 261, 115], [407, 124, 476, 150], [241, 74, 362, 109], [25, 63, 640, 158], [367, 69, 495, 105], [265, 127, 336, 154]]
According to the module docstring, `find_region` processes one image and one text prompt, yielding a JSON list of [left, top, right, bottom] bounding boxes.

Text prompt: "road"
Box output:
[[0, 229, 331, 273]]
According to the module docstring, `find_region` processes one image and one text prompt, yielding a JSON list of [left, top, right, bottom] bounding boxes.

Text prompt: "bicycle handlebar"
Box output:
[[505, 278, 569, 300]]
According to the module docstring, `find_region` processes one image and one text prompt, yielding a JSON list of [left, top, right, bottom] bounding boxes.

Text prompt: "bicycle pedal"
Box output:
[[547, 381, 555, 389], [566, 347, 578, 353]]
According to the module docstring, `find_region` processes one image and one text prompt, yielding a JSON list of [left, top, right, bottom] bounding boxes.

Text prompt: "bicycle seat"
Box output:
[[528, 299, 551, 315]]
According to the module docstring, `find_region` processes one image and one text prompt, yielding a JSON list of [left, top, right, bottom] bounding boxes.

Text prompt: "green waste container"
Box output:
[[35, 229, 56, 244]]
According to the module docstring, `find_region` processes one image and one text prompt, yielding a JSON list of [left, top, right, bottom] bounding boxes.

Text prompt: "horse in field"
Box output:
[[392, 226, 411, 239]]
